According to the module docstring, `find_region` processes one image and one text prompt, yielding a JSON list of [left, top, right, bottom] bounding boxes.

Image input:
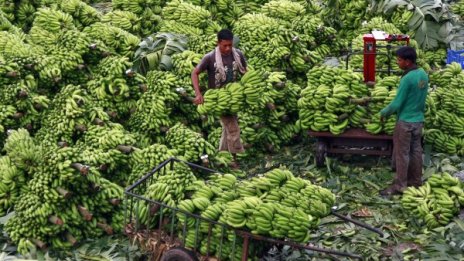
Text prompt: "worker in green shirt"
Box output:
[[380, 46, 429, 196]]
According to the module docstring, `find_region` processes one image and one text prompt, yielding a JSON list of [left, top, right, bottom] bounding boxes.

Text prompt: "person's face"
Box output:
[[397, 57, 412, 70], [217, 39, 233, 55]]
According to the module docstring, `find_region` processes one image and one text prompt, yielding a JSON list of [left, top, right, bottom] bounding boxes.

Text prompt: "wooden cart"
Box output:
[[309, 128, 393, 167]]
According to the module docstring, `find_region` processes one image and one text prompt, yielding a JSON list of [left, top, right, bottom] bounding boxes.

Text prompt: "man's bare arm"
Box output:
[[191, 67, 204, 105]]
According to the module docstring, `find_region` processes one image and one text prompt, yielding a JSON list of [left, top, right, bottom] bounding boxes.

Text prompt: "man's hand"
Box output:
[[193, 94, 204, 105]]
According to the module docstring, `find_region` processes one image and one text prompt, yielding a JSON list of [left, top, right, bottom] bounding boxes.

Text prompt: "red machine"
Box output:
[[362, 31, 410, 82]]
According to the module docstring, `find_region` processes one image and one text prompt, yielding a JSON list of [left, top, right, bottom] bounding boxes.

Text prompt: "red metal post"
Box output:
[[363, 34, 377, 83]]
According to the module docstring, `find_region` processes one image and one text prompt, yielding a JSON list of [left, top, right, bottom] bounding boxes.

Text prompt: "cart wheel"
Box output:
[[315, 141, 328, 167], [160, 247, 198, 261]]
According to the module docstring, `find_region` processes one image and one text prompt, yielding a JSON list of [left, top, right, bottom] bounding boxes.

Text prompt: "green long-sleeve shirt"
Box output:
[[380, 68, 429, 123]]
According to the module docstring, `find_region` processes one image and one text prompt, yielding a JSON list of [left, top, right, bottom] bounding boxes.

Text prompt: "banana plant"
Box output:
[[370, 0, 460, 49], [132, 32, 188, 75]]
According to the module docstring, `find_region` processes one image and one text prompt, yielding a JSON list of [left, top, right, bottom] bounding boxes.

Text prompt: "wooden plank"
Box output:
[[308, 128, 393, 140]]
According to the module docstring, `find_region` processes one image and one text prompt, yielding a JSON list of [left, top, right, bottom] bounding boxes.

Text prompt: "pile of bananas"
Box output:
[[298, 65, 404, 135], [234, 10, 339, 73], [4, 134, 125, 253], [402, 172, 464, 228], [298, 66, 366, 134], [189, 169, 333, 235], [157, 168, 335, 260], [425, 62, 464, 155]]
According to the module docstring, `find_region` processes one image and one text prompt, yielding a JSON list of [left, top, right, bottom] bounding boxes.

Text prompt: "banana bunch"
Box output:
[[0, 31, 36, 59], [186, 0, 242, 27], [390, 6, 415, 34], [268, 205, 315, 242], [434, 110, 464, 137], [162, 0, 212, 30], [79, 148, 128, 180], [155, 162, 197, 200], [0, 55, 22, 84], [166, 122, 216, 162], [13, 1, 35, 30], [320, 0, 370, 41], [423, 49, 447, 69], [234, 13, 289, 71], [197, 83, 244, 116], [75, 123, 135, 180], [78, 123, 137, 151], [32, 8, 76, 34], [197, 70, 269, 115], [0, 1, 15, 21], [88, 56, 140, 99], [306, 65, 366, 96], [0, 156, 27, 216], [0, 105, 16, 132], [0, 74, 49, 129], [431, 62, 463, 89], [112, 0, 163, 16], [424, 128, 464, 155], [177, 197, 212, 228], [5, 192, 55, 254], [87, 56, 145, 117], [261, 0, 306, 21], [34, 85, 93, 147], [451, 0, 464, 18], [59, 0, 102, 28], [128, 143, 176, 185], [171, 50, 202, 78], [218, 197, 260, 228], [186, 33, 217, 55], [102, 10, 142, 36], [198, 173, 238, 202], [129, 70, 188, 135], [402, 172, 464, 228], [92, 177, 124, 214], [4, 128, 41, 173], [237, 112, 265, 146], [112, 0, 164, 36], [135, 183, 177, 226], [83, 22, 140, 57]]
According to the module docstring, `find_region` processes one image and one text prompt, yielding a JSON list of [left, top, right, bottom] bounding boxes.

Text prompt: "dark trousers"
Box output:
[[391, 121, 423, 190]]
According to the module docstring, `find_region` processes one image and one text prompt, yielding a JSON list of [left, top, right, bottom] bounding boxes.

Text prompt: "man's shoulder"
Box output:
[[202, 50, 215, 60]]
